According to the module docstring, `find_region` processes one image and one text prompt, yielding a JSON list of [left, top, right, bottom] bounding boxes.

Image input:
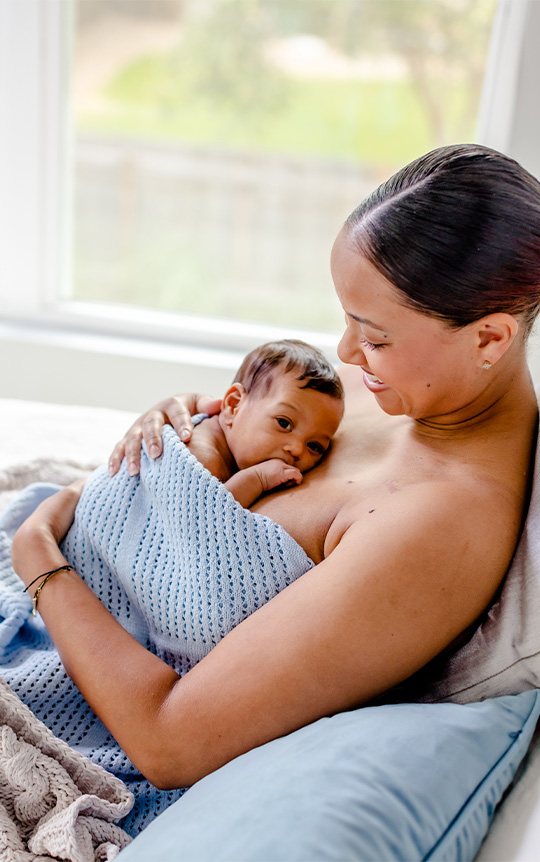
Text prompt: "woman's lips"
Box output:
[[363, 370, 390, 392]]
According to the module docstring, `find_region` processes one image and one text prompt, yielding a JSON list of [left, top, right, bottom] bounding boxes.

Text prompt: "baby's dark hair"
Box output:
[[233, 339, 344, 401]]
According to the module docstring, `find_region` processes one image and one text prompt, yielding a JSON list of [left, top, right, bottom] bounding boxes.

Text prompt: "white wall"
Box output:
[[0, 321, 243, 411]]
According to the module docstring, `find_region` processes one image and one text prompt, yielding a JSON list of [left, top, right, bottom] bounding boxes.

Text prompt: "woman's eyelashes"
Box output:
[[361, 337, 385, 351]]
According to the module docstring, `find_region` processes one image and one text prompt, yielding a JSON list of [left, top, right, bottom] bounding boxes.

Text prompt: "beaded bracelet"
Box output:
[[23, 565, 74, 616]]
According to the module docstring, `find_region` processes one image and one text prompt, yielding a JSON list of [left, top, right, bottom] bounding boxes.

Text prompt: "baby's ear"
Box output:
[[220, 383, 246, 426]]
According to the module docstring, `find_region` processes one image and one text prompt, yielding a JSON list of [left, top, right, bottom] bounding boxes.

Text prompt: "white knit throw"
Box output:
[[0, 674, 133, 862]]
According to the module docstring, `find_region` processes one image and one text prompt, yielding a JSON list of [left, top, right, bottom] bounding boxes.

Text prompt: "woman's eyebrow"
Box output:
[[348, 313, 387, 332]]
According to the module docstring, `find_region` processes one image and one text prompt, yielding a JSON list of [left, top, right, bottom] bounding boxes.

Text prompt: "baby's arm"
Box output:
[[225, 459, 302, 508]]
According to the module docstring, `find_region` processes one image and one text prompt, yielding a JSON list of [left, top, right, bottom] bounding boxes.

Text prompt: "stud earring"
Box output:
[[482, 361, 492, 370]]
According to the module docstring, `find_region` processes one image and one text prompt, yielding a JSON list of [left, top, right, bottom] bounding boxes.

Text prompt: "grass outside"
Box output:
[[76, 53, 476, 167], [73, 52, 479, 330]]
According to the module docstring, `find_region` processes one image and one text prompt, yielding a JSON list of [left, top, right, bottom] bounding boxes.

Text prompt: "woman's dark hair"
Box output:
[[344, 143, 540, 334], [234, 339, 344, 401]]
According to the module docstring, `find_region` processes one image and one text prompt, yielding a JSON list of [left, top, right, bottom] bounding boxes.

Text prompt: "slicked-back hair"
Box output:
[[344, 144, 540, 334], [233, 339, 344, 401]]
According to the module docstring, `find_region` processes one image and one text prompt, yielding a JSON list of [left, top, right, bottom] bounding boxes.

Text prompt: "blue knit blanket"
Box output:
[[0, 427, 314, 834]]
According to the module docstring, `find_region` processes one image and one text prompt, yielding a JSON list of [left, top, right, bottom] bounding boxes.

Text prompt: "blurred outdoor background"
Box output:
[[72, 0, 497, 335]]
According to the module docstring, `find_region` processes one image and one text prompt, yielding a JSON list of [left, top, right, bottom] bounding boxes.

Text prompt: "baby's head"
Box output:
[[219, 340, 344, 474]]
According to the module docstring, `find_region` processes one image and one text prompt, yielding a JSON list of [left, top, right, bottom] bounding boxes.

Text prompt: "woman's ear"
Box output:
[[475, 313, 520, 369], [220, 383, 246, 427]]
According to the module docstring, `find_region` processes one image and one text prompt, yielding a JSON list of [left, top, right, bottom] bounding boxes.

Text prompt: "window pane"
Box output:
[[72, 0, 497, 333]]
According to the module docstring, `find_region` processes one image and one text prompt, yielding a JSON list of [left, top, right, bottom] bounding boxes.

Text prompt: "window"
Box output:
[[70, 0, 497, 341], [5, 0, 540, 370]]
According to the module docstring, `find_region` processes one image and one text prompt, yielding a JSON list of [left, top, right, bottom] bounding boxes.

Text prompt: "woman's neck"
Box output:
[[412, 359, 538, 439]]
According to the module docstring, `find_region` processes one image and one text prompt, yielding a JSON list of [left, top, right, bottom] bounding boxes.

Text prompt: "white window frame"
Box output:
[[1, 0, 540, 387], [0, 0, 66, 319], [477, 0, 540, 180], [0, 0, 339, 361]]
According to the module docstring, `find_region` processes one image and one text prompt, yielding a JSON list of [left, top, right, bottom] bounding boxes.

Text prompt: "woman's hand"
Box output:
[[11, 480, 85, 589], [108, 393, 222, 477]]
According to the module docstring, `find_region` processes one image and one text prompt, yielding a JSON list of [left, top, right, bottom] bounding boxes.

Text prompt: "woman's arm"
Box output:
[[12, 478, 505, 791], [108, 393, 222, 477]]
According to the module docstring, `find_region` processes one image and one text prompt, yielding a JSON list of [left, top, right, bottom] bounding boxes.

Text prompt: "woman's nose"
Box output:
[[337, 329, 366, 365]]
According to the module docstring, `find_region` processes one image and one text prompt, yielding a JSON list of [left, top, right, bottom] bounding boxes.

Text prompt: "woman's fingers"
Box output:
[[107, 393, 221, 477], [108, 437, 129, 476], [124, 425, 146, 476], [151, 398, 193, 445], [196, 396, 222, 418], [141, 412, 167, 459], [145, 395, 222, 446]]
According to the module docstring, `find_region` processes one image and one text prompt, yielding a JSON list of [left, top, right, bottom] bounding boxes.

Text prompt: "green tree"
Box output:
[[163, 0, 287, 115], [265, 0, 497, 145]]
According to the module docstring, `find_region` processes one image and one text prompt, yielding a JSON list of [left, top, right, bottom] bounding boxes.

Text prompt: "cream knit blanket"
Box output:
[[0, 674, 133, 862]]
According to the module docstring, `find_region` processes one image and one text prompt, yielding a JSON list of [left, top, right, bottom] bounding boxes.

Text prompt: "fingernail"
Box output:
[[180, 429, 190, 442], [128, 463, 138, 476], [149, 444, 160, 458]]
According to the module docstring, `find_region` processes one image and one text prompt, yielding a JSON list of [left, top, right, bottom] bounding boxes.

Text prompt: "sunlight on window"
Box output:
[[72, 0, 497, 333]]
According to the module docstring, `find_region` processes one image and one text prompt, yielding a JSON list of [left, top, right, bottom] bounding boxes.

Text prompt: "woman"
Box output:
[[11, 143, 540, 795]]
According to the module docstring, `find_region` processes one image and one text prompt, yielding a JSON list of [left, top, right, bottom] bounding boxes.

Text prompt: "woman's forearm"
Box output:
[[12, 520, 190, 787], [11, 484, 295, 790]]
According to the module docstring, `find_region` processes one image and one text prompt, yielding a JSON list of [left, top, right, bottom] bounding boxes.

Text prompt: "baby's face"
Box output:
[[227, 372, 344, 474]]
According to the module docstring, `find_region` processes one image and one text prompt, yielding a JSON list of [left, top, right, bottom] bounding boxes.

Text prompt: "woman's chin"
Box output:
[[371, 389, 406, 416]]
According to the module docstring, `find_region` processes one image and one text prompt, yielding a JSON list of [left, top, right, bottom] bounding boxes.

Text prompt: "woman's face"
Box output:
[[330, 231, 483, 421]]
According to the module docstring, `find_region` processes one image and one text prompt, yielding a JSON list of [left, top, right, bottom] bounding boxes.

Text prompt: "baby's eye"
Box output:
[[361, 337, 385, 351], [277, 417, 292, 431], [307, 441, 324, 456]]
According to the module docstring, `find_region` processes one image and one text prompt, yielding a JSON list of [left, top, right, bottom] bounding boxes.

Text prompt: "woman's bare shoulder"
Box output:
[[326, 455, 523, 568], [315, 474, 516, 676]]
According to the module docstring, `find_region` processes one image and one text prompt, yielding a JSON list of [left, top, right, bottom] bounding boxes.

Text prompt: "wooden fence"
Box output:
[[73, 136, 378, 330]]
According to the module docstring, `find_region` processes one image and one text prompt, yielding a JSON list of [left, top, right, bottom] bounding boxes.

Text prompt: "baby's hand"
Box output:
[[254, 459, 303, 493], [224, 459, 302, 508]]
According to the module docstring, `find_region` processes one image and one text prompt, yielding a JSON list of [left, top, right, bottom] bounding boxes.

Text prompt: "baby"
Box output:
[[3, 340, 343, 831], [186, 339, 344, 508]]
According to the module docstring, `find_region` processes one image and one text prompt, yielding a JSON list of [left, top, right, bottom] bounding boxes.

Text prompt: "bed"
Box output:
[[2, 396, 540, 861]]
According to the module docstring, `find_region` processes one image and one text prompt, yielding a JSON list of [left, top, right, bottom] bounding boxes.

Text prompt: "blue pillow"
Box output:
[[120, 691, 540, 862]]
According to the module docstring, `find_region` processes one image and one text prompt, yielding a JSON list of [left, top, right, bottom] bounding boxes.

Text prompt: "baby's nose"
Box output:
[[284, 438, 304, 460]]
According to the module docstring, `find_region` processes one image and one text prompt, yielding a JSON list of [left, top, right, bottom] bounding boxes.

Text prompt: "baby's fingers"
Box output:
[[282, 466, 303, 486]]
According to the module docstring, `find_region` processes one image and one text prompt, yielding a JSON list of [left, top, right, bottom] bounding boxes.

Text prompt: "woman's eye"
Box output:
[[308, 442, 324, 456], [361, 337, 384, 351], [277, 417, 292, 430]]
